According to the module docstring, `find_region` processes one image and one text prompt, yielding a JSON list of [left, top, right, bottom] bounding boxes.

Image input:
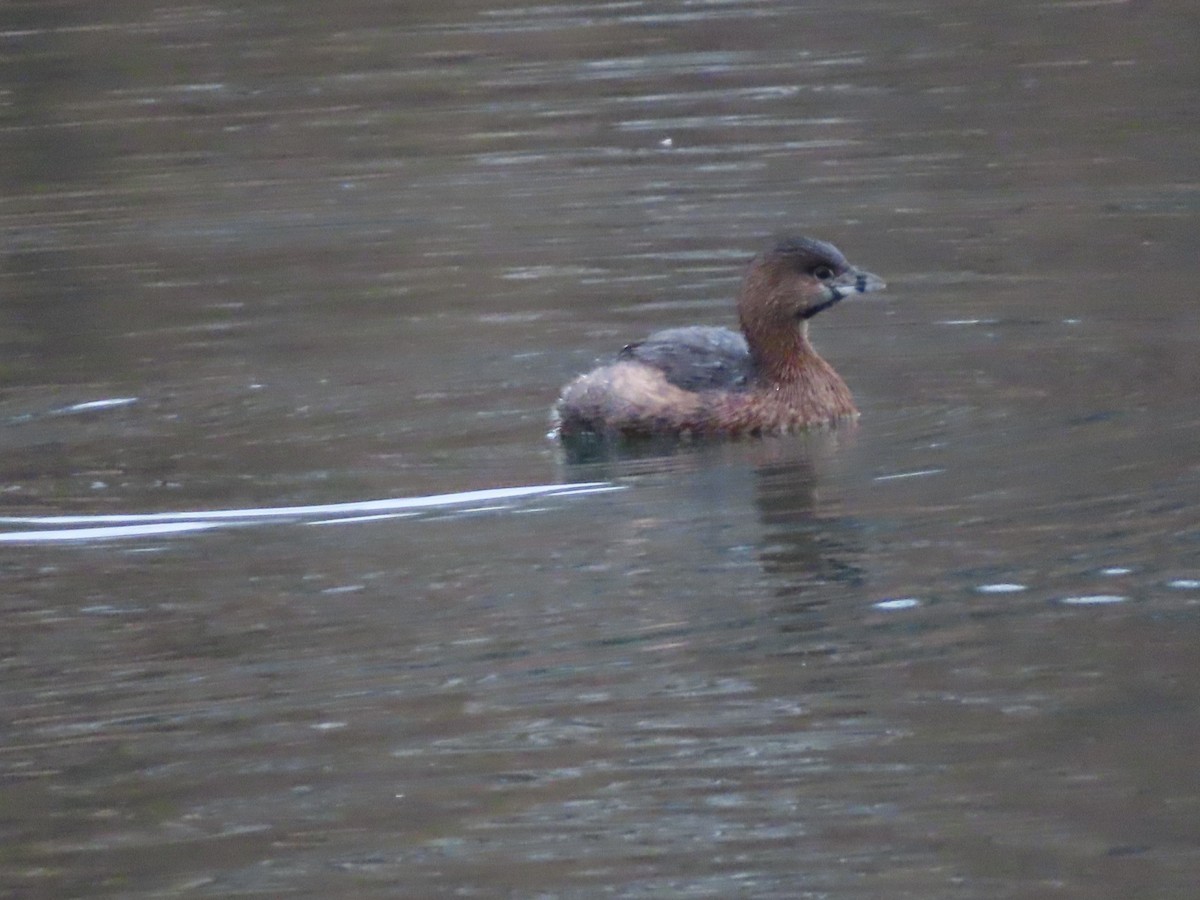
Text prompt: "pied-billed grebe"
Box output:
[[554, 236, 885, 439]]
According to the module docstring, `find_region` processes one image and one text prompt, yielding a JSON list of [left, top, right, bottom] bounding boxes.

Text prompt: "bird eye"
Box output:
[[812, 265, 835, 280]]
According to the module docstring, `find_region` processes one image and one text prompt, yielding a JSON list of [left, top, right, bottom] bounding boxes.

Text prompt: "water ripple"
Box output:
[[0, 482, 619, 543]]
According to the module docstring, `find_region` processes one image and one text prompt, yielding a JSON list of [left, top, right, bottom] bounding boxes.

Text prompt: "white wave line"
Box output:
[[0, 482, 620, 527], [0, 522, 229, 543]]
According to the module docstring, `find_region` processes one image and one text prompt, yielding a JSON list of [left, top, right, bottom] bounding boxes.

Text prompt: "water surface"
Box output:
[[2, 0, 1198, 896]]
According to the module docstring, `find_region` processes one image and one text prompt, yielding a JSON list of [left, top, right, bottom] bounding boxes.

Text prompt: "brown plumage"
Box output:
[[554, 236, 886, 439]]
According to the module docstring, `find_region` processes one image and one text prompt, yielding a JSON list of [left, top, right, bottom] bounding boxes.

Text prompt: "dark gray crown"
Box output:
[[768, 235, 847, 271]]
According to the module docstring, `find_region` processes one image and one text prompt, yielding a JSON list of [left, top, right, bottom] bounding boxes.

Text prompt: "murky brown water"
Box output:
[[3, 0, 1199, 896]]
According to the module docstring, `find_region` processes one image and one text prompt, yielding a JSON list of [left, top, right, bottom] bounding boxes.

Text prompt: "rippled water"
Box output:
[[2, 0, 1198, 896]]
